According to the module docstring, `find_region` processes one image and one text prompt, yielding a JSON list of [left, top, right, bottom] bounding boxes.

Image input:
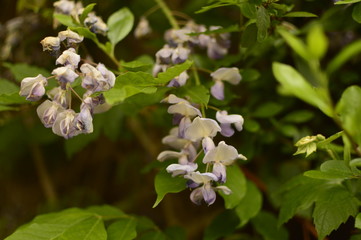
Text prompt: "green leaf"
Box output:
[[307, 24, 328, 59], [107, 7, 134, 46], [121, 59, 153, 72], [284, 11, 318, 17], [219, 165, 247, 209], [3, 62, 51, 82], [327, 40, 361, 74], [336, 86, 361, 147], [155, 60, 193, 84], [278, 176, 328, 226], [272, 62, 333, 117], [153, 170, 187, 208], [174, 85, 210, 106], [107, 218, 137, 240], [277, 28, 312, 61], [252, 102, 283, 118], [5, 208, 107, 240], [53, 13, 78, 27], [86, 205, 126, 220], [80, 3, 96, 23], [0, 105, 19, 111], [195, 1, 243, 14], [240, 3, 257, 19], [235, 180, 262, 227], [281, 110, 314, 123], [103, 72, 158, 105], [251, 211, 289, 240], [335, 0, 361, 4], [353, 3, 361, 23], [164, 226, 186, 240], [138, 231, 167, 240], [256, 6, 270, 42], [313, 185, 360, 240], [0, 79, 19, 95], [355, 213, 361, 229], [239, 68, 260, 82], [305, 160, 360, 180], [203, 210, 240, 240]]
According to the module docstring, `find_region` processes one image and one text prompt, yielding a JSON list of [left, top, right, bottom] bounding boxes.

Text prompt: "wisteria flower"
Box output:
[[168, 71, 189, 87], [203, 141, 246, 183], [134, 17, 152, 39], [162, 127, 192, 150], [155, 44, 174, 65], [53, 0, 75, 15], [52, 109, 78, 139], [58, 29, 84, 46], [210, 67, 241, 100], [56, 48, 81, 69], [166, 163, 198, 177], [73, 107, 93, 134], [184, 117, 221, 153], [80, 63, 115, 93], [216, 110, 244, 137], [48, 87, 71, 108], [157, 148, 196, 165], [171, 45, 190, 64], [84, 13, 108, 35], [19, 74, 48, 101], [40, 36, 60, 53], [52, 66, 79, 86], [185, 171, 231, 205], [36, 100, 64, 128]]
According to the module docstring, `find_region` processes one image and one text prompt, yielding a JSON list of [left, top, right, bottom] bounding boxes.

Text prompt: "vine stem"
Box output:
[[154, 0, 179, 29]]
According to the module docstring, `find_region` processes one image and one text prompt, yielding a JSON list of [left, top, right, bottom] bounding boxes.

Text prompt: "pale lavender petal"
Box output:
[[220, 123, 235, 137], [190, 187, 203, 205], [187, 180, 200, 189], [178, 117, 191, 138], [210, 81, 224, 100], [202, 137, 215, 153], [202, 185, 216, 206], [166, 163, 198, 177], [157, 150, 183, 162], [212, 162, 227, 183], [172, 113, 183, 125], [215, 185, 232, 195]]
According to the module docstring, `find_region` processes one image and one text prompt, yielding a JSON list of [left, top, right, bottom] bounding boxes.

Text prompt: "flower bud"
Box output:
[[40, 36, 61, 52]]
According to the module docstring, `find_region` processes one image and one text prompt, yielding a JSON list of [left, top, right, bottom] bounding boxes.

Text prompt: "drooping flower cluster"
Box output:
[[53, 0, 108, 35], [157, 94, 246, 205], [20, 29, 115, 139], [152, 21, 232, 87]]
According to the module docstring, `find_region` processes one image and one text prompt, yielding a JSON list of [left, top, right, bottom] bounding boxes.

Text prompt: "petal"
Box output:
[[216, 110, 244, 124], [184, 171, 217, 184], [210, 81, 224, 100], [178, 117, 191, 138], [190, 187, 203, 205], [220, 123, 235, 137], [202, 185, 216, 206], [166, 163, 198, 177], [210, 67, 241, 85], [157, 150, 183, 162], [202, 137, 215, 154], [168, 102, 201, 117], [203, 141, 238, 165], [212, 162, 227, 183], [184, 117, 221, 142], [215, 185, 232, 195]]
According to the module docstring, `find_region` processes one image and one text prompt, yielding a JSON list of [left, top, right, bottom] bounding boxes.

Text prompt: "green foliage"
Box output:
[[256, 6, 270, 42], [304, 160, 361, 180], [107, 218, 137, 240], [3, 63, 50, 82], [155, 60, 193, 84], [251, 211, 289, 240], [203, 210, 240, 240], [107, 7, 134, 48], [153, 169, 187, 208]]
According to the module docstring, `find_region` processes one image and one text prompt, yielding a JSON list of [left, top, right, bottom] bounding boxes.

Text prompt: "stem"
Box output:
[[144, 5, 160, 17], [191, 61, 206, 117], [154, 0, 179, 29], [68, 85, 84, 103]]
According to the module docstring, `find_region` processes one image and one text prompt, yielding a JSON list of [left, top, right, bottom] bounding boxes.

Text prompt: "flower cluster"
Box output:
[[152, 21, 232, 87], [157, 94, 246, 205], [53, 0, 108, 35], [20, 29, 115, 139]]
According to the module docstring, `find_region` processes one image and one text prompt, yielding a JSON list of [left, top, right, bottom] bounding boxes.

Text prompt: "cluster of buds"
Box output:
[[152, 21, 232, 87], [20, 29, 115, 139], [53, 0, 108, 35], [157, 94, 246, 206]]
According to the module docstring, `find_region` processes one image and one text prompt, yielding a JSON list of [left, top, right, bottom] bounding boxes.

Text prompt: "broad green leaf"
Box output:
[[107, 218, 137, 240], [153, 170, 187, 208], [219, 165, 247, 209], [241, 23, 258, 48], [307, 24, 328, 59], [252, 102, 283, 118], [277, 29, 312, 61], [174, 85, 210, 106], [163, 226, 186, 240], [272, 62, 333, 117], [0, 93, 28, 105], [278, 176, 328, 226], [3, 63, 50, 82], [327, 40, 361, 74], [353, 3, 361, 23], [86, 205, 126, 220], [355, 213, 361, 229], [103, 72, 157, 105], [284, 11, 317, 17], [138, 231, 167, 240], [243, 118, 260, 132], [0, 105, 18, 111], [336, 86, 361, 147], [251, 211, 289, 240], [240, 3, 257, 19], [0, 79, 19, 95], [203, 210, 240, 240], [235, 181, 262, 227], [5, 208, 107, 240], [313, 185, 360, 240], [335, 0, 361, 4], [155, 60, 193, 84], [256, 6, 270, 42], [282, 110, 314, 123], [121, 60, 153, 72], [53, 13, 78, 27], [107, 7, 134, 46], [80, 3, 96, 23], [239, 68, 260, 82]]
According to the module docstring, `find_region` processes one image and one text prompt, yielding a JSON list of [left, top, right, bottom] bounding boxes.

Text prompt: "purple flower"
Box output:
[[73, 107, 93, 134], [167, 71, 189, 87], [36, 100, 64, 128], [58, 30, 84, 46], [52, 109, 78, 139], [80, 63, 115, 93], [40, 36, 61, 53], [166, 163, 198, 177], [171, 45, 190, 64], [56, 48, 81, 69], [84, 13, 108, 36], [210, 67, 241, 100], [52, 66, 79, 86], [48, 87, 71, 109], [19, 74, 48, 101], [216, 110, 244, 137], [155, 45, 174, 64]]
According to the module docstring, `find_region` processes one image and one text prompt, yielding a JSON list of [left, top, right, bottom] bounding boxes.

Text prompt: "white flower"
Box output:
[[40, 36, 60, 52], [166, 163, 198, 177], [84, 13, 108, 35], [210, 67, 241, 100], [19, 74, 48, 101], [216, 110, 244, 137], [37, 100, 64, 128], [80, 63, 115, 93], [58, 29, 84, 45], [48, 87, 71, 108], [53, 0, 75, 15], [56, 48, 81, 69], [134, 17, 152, 39], [52, 109, 78, 139], [52, 66, 79, 85]]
